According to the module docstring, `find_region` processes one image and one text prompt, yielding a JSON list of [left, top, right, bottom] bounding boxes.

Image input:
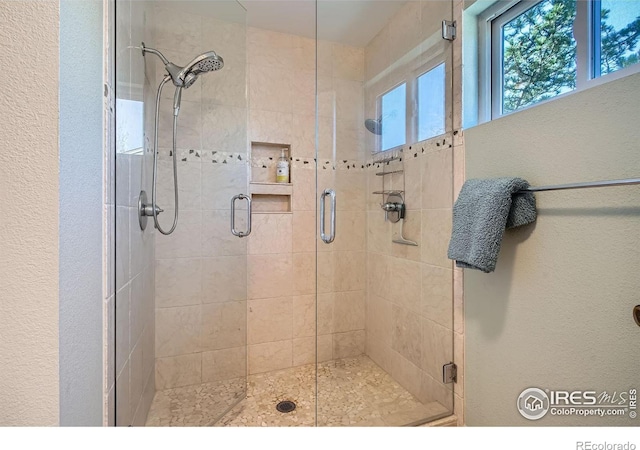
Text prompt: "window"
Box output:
[[493, 0, 577, 115], [375, 60, 448, 152], [116, 98, 144, 153], [487, 0, 640, 118], [380, 83, 406, 151], [417, 63, 446, 141], [595, 0, 640, 77]]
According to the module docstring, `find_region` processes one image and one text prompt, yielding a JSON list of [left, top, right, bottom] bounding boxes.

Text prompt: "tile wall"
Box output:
[[245, 27, 368, 375], [363, 0, 466, 425], [148, 2, 249, 391], [316, 35, 369, 364], [109, 0, 157, 426], [151, 13, 368, 384]]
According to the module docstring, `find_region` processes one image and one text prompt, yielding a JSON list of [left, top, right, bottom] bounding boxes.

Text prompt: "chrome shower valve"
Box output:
[[137, 190, 164, 231], [142, 203, 164, 217], [381, 202, 403, 212]]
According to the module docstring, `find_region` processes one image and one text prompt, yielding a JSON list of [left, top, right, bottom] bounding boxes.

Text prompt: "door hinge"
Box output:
[[442, 20, 457, 41], [443, 362, 457, 384]]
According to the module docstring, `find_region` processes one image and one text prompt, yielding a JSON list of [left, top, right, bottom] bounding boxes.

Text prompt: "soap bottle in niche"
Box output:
[[276, 148, 290, 183]]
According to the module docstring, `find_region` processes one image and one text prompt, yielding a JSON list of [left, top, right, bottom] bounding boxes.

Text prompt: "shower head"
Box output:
[[142, 43, 225, 115], [184, 51, 224, 75], [365, 117, 382, 135], [141, 42, 224, 89], [177, 51, 224, 87]]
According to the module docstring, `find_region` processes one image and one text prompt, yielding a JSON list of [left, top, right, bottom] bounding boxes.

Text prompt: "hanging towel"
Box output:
[[447, 177, 537, 273]]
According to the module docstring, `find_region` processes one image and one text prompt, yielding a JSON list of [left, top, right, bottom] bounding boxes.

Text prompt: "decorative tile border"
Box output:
[[156, 148, 368, 171], [157, 148, 247, 164], [251, 156, 367, 171], [366, 133, 455, 169], [154, 131, 457, 172]]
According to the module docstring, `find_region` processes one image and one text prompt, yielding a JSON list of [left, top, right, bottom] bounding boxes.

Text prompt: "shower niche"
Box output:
[[249, 142, 293, 213]]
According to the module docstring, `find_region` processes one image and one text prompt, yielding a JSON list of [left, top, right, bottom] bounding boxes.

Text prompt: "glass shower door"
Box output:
[[316, 0, 456, 426], [114, 0, 249, 426]]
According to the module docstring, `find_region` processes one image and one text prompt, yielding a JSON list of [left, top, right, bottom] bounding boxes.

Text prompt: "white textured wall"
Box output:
[[464, 73, 640, 426], [0, 1, 60, 426]]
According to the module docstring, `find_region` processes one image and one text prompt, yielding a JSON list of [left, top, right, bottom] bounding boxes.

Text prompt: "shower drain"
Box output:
[[276, 400, 296, 413]]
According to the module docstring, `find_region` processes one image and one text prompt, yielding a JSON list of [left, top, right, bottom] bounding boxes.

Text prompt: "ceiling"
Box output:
[[241, 0, 408, 47]]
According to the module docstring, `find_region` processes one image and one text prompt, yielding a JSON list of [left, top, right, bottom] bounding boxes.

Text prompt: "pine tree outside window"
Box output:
[[488, 0, 640, 118]]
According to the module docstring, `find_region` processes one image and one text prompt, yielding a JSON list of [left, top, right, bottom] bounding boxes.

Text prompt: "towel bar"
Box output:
[[515, 177, 640, 193]]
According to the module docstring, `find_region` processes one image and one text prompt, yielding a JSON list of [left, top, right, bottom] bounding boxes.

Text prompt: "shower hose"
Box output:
[[151, 74, 179, 235]]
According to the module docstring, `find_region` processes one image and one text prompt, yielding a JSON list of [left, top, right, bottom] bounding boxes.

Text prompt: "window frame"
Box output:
[[374, 55, 449, 153], [414, 60, 448, 143], [479, 0, 640, 121], [489, 0, 586, 118], [376, 81, 409, 153]]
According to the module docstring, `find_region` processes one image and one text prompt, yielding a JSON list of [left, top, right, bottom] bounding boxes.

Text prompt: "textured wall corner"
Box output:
[[0, 1, 60, 425]]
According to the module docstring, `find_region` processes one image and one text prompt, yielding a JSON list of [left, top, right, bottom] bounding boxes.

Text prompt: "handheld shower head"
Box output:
[[141, 42, 224, 89], [184, 51, 224, 75], [142, 43, 225, 115], [177, 51, 224, 88]]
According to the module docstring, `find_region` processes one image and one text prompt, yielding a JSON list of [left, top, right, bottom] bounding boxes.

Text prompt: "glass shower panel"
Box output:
[[115, 0, 248, 426], [316, 0, 456, 426]]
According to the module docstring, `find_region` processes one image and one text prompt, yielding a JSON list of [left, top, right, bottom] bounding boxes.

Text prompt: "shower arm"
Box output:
[[141, 44, 169, 65], [141, 43, 191, 89]]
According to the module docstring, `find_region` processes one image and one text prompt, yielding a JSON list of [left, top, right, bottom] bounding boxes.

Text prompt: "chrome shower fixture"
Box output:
[[139, 42, 225, 235], [141, 42, 224, 89], [365, 117, 383, 135], [141, 42, 224, 115]]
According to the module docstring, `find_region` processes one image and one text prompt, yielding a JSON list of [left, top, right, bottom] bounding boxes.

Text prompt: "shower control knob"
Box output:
[[381, 194, 406, 223], [137, 190, 164, 231], [143, 204, 164, 216], [382, 202, 403, 212]]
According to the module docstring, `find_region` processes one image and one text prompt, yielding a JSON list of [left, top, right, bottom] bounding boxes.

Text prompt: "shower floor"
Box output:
[[146, 355, 448, 427]]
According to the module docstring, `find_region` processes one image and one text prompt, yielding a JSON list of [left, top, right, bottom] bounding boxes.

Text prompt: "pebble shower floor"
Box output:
[[145, 355, 448, 426]]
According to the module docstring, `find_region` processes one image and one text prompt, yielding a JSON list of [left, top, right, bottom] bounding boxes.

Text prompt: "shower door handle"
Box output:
[[231, 194, 251, 237], [320, 189, 336, 244]]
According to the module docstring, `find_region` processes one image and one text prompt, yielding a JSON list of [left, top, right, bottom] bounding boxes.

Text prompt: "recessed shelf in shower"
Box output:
[[249, 182, 293, 196], [250, 142, 293, 213], [372, 190, 404, 195]]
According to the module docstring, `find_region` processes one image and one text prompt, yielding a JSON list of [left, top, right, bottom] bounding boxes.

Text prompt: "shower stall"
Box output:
[[112, 0, 458, 426]]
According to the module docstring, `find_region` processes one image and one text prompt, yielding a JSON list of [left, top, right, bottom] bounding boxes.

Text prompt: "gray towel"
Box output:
[[447, 178, 537, 273]]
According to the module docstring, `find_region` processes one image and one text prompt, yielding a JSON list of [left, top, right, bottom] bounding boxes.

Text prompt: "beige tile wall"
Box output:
[[363, 0, 465, 426], [246, 27, 367, 375], [152, 15, 368, 385], [110, 0, 156, 426], [365, 139, 455, 414], [151, 3, 249, 391]]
